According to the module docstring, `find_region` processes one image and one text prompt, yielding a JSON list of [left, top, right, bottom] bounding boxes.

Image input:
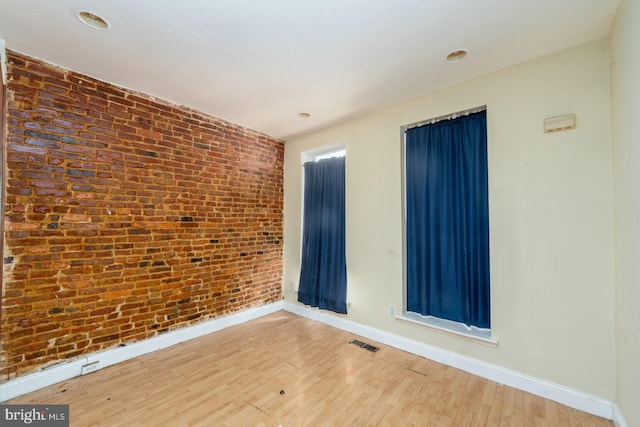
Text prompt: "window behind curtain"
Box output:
[[297, 156, 347, 314], [404, 110, 490, 328]]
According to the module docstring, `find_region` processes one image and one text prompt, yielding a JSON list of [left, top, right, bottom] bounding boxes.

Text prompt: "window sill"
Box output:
[[394, 312, 498, 347]]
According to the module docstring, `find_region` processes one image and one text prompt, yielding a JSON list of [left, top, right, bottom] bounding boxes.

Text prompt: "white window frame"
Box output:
[[399, 108, 498, 346], [293, 143, 346, 294], [302, 145, 346, 163]]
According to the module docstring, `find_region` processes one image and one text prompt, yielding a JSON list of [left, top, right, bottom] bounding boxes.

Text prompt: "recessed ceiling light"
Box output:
[[76, 10, 110, 30], [299, 112, 311, 118], [446, 49, 468, 62]]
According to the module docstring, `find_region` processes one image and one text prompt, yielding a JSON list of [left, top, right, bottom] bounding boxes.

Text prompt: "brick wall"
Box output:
[[1, 51, 284, 381]]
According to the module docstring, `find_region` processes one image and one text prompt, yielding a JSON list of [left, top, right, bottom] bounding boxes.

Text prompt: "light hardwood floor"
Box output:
[[9, 311, 612, 426]]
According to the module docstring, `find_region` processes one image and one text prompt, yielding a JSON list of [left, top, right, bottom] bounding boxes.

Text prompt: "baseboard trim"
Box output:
[[283, 301, 614, 421], [613, 403, 628, 427], [2, 299, 619, 423], [0, 301, 284, 402]]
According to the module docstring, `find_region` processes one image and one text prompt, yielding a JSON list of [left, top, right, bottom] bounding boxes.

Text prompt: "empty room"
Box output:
[[0, 0, 638, 426]]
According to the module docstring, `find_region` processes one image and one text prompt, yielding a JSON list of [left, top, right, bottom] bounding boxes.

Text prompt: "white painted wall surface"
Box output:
[[610, 0, 640, 425], [283, 38, 615, 400]]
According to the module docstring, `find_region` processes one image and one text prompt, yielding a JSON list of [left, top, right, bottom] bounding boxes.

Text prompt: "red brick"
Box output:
[[1, 50, 283, 382]]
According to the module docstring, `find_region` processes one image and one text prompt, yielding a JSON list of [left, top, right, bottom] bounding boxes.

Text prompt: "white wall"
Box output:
[[284, 38, 615, 400], [610, 0, 640, 425]]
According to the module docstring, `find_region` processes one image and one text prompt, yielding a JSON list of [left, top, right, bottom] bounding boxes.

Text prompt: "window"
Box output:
[[313, 148, 345, 161], [403, 109, 490, 329], [297, 148, 347, 314]]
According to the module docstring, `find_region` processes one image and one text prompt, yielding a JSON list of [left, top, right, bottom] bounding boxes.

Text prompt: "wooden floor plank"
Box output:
[[9, 311, 612, 426]]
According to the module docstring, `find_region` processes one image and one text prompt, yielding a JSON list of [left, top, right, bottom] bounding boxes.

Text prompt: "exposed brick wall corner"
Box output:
[[1, 51, 284, 381]]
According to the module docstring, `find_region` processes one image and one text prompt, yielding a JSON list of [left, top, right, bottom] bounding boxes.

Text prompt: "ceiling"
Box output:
[[0, 0, 621, 140]]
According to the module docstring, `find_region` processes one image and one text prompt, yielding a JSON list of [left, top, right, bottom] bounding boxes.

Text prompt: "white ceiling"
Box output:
[[0, 0, 620, 140]]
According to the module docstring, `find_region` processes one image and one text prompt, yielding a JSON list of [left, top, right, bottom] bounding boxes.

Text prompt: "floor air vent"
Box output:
[[349, 339, 380, 353]]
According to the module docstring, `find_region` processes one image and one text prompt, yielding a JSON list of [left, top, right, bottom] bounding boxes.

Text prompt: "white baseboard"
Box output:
[[613, 403, 628, 427], [0, 301, 284, 402], [1, 299, 621, 424], [283, 301, 614, 421]]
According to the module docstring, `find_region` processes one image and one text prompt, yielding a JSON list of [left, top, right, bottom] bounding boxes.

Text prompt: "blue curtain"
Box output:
[[298, 156, 347, 314], [405, 111, 490, 328]]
